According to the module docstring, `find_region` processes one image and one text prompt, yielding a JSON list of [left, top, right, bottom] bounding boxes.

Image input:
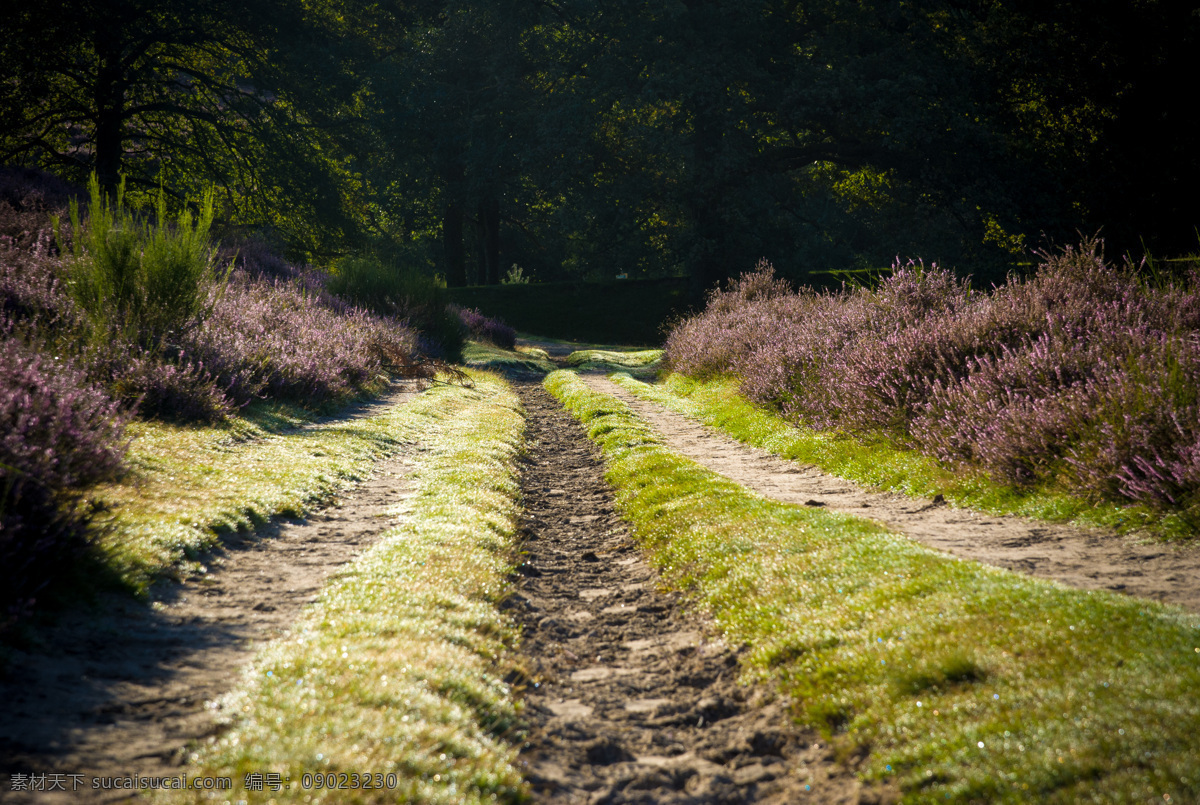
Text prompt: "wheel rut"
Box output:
[[511, 381, 872, 805]]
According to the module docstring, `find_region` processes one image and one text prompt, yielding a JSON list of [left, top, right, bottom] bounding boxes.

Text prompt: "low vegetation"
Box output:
[[0, 343, 131, 622], [327, 255, 464, 361], [0, 170, 440, 624], [666, 245, 1200, 529], [461, 341, 556, 375], [546, 369, 1200, 804], [455, 305, 517, 350], [89, 384, 427, 595], [565, 348, 663, 380], [612, 373, 1169, 536], [160, 372, 528, 804]]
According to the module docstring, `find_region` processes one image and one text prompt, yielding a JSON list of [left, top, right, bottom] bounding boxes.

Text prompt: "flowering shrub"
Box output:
[[182, 273, 422, 405], [455, 305, 517, 350], [0, 339, 129, 616], [326, 256, 464, 359], [0, 167, 78, 256], [1, 229, 78, 334], [666, 243, 1200, 510]]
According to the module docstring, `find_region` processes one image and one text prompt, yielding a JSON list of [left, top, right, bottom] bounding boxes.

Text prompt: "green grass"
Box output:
[[462, 340, 557, 374], [545, 369, 1200, 804], [611, 373, 1184, 538], [565, 349, 664, 379], [89, 383, 442, 594], [158, 371, 528, 804]]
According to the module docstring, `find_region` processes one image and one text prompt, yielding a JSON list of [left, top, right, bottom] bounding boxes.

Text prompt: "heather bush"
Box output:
[[667, 240, 1200, 513], [182, 273, 422, 405], [1, 228, 79, 334], [455, 305, 517, 350], [0, 166, 79, 248], [217, 235, 301, 281], [0, 338, 129, 617], [83, 340, 235, 422]]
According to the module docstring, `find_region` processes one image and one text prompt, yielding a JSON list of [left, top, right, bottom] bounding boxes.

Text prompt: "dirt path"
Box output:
[[512, 382, 886, 804], [584, 374, 1200, 613], [0, 384, 421, 804]]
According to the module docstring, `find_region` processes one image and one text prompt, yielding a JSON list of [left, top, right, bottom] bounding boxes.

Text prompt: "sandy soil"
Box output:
[[584, 374, 1200, 614], [512, 382, 893, 805], [0, 382, 422, 803]]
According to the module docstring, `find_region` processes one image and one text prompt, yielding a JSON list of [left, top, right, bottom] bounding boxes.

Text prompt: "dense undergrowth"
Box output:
[[666, 247, 1200, 529], [160, 372, 528, 805], [0, 168, 498, 625], [547, 369, 1200, 804]]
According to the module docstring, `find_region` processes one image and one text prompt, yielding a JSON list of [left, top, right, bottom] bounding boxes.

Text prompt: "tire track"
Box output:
[[512, 381, 880, 804]]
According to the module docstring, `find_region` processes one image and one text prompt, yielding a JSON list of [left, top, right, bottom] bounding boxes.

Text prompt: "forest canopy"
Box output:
[[3, 0, 1196, 286]]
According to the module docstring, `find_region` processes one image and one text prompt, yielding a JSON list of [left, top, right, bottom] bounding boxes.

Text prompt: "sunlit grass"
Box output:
[[610, 373, 1183, 538], [157, 371, 528, 804], [462, 339, 556, 374], [546, 369, 1200, 803], [566, 349, 664, 379], [89, 387, 426, 594]]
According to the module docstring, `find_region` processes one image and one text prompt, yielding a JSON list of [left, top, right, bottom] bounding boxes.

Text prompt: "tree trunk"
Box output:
[[443, 202, 466, 287], [93, 42, 125, 199], [472, 208, 488, 286], [481, 197, 501, 284]]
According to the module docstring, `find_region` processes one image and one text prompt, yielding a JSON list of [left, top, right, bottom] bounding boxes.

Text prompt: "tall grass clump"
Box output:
[[61, 175, 226, 348], [665, 241, 1200, 521], [327, 255, 464, 360]]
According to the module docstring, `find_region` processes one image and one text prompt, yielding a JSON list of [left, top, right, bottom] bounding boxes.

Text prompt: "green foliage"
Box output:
[[61, 176, 226, 348], [6, 0, 1196, 286], [460, 342, 556, 375], [565, 349, 664, 380], [501, 264, 531, 285], [327, 256, 463, 360]]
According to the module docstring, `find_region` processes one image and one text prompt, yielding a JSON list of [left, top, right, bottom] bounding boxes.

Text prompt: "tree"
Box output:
[[0, 0, 371, 257]]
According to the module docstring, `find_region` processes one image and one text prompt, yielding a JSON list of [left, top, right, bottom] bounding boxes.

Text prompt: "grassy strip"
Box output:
[[611, 373, 1176, 537], [546, 369, 1200, 804], [565, 348, 663, 379], [90, 383, 427, 594], [462, 340, 556, 374], [159, 371, 528, 804]]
